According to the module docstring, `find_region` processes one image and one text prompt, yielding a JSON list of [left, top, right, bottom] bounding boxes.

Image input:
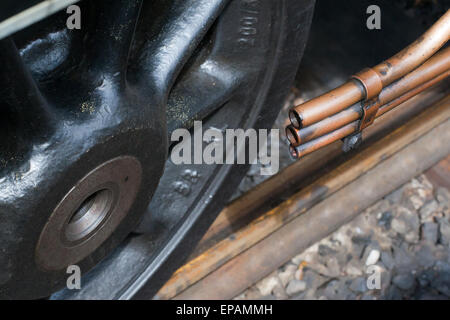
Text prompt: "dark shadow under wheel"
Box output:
[[0, 0, 315, 299]]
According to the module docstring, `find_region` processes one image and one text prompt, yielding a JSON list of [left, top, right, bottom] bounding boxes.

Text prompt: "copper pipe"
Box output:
[[287, 105, 361, 146], [288, 71, 449, 146], [289, 72, 449, 154], [290, 10, 450, 129], [374, 47, 450, 107], [289, 122, 359, 159], [287, 48, 450, 146], [289, 81, 364, 128], [376, 71, 450, 117], [373, 9, 450, 87]]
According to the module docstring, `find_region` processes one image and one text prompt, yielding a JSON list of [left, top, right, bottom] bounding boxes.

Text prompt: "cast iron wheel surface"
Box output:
[[0, 0, 315, 299]]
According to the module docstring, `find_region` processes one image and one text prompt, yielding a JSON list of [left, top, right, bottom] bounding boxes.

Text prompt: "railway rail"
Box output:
[[0, 0, 448, 300], [157, 89, 450, 299], [154, 9, 450, 300]]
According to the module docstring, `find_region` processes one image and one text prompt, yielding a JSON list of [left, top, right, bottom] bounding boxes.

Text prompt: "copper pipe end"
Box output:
[[286, 125, 299, 146], [289, 109, 302, 129], [292, 121, 359, 159], [289, 144, 299, 159], [286, 11, 450, 160]]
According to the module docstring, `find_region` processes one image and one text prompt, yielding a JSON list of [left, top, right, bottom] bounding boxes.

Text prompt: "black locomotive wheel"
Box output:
[[0, 0, 315, 299]]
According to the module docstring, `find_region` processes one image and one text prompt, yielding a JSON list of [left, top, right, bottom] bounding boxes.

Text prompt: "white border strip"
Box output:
[[0, 0, 80, 40]]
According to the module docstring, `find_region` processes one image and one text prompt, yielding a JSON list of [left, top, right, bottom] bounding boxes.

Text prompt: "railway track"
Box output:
[[156, 88, 450, 299], [0, 0, 448, 300], [153, 6, 450, 300]]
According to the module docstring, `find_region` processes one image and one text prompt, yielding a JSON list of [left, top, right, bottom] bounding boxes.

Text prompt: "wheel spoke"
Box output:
[[133, 0, 230, 95], [0, 38, 53, 139], [167, 58, 243, 134], [81, 0, 143, 78]]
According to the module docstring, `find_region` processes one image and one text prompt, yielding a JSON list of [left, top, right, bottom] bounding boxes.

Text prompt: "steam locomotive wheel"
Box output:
[[0, 0, 315, 299]]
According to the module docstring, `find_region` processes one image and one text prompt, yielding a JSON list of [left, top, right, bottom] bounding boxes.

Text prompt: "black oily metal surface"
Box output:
[[53, 0, 316, 300], [0, 0, 168, 299]]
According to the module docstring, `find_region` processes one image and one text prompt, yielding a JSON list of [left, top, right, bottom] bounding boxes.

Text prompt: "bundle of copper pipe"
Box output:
[[287, 10, 450, 159]]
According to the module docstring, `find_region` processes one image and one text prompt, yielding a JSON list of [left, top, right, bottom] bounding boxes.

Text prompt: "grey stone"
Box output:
[[306, 253, 342, 277], [419, 200, 439, 221], [443, 206, 450, 218], [302, 269, 328, 290], [323, 280, 339, 299], [439, 218, 450, 246], [381, 250, 395, 270], [436, 187, 450, 207], [318, 244, 337, 256], [392, 207, 420, 243], [377, 211, 393, 230], [422, 222, 439, 244], [256, 274, 279, 296], [290, 288, 317, 300], [386, 285, 403, 300], [434, 260, 450, 273], [391, 217, 408, 235], [380, 268, 392, 292], [400, 207, 420, 228], [432, 245, 448, 261], [286, 279, 307, 296], [405, 195, 425, 211], [404, 231, 419, 244], [415, 245, 435, 269], [344, 260, 363, 277], [430, 261, 450, 297], [392, 273, 415, 290], [430, 276, 450, 297], [277, 264, 297, 288], [306, 261, 332, 277], [417, 174, 434, 190], [361, 292, 377, 300], [351, 235, 371, 259], [324, 257, 341, 277], [349, 277, 367, 293], [393, 246, 414, 272], [404, 182, 430, 209], [416, 292, 447, 300], [417, 271, 432, 287], [238, 181, 450, 301], [323, 279, 353, 300], [272, 283, 288, 300]]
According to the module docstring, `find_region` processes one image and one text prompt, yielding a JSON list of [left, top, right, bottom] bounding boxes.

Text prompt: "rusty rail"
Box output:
[[157, 94, 450, 300], [287, 10, 450, 159]]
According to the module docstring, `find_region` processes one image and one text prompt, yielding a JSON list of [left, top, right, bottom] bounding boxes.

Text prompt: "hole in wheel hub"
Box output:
[[64, 189, 114, 243], [35, 156, 142, 271]]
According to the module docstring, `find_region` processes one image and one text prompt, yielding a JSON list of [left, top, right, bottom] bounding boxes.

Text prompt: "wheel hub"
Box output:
[[35, 156, 142, 271]]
